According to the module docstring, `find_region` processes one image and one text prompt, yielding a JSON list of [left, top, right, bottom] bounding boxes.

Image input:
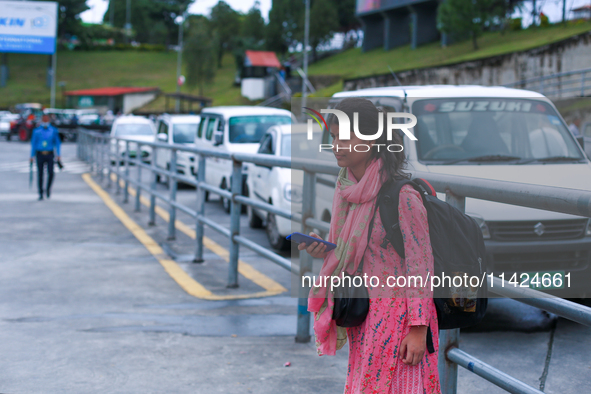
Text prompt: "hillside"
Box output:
[[1, 22, 590, 109]]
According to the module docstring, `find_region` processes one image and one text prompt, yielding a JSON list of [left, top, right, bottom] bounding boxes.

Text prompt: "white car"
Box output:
[[110, 115, 155, 164], [196, 106, 292, 212], [154, 114, 201, 184], [0, 113, 18, 139], [316, 85, 591, 296]]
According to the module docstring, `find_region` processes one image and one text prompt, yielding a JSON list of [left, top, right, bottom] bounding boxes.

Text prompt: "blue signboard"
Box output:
[[0, 1, 58, 55]]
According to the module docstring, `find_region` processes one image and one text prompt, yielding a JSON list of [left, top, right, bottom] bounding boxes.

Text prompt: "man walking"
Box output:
[[30, 114, 61, 200]]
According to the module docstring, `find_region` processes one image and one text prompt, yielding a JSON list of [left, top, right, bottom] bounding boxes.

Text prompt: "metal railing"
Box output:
[[504, 67, 591, 98], [77, 130, 591, 394]]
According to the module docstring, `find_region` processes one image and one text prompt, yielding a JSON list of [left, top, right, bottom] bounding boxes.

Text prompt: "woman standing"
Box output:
[[300, 98, 441, 393]]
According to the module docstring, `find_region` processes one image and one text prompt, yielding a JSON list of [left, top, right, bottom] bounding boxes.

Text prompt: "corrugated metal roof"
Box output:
[[65, 87, 159, 96], [244, 50, 281, 68]]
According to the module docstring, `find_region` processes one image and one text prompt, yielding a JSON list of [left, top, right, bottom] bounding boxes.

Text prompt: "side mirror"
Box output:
[[157, 133, 168, 142], [213, 131, 223, 146]]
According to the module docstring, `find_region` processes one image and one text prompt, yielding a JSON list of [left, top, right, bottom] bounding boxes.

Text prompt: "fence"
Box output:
[[504, 67, 591, 99], [78, 129, 591, 394]]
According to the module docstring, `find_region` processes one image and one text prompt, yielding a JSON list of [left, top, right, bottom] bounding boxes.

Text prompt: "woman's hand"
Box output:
[[399, 325, 428, 366], [297, 232, 329, 259]]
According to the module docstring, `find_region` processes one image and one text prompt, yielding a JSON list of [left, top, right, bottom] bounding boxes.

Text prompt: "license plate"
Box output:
[[521, 270, 565, 290]]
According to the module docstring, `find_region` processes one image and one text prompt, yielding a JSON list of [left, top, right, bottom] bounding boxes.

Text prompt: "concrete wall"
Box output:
[[123, 92, 158, 114], [344, 31, 591, 97]]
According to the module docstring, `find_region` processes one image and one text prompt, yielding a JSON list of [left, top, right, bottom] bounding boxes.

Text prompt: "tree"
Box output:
[[437, 0, 507, 50], [335, 0, 360, 47], [266, 0, 304, 55], [35, 0, 89, 38], [184, 18, 216, 96], [210, 1, 241, 68], [103, 0, 194, 45], [241, 1, 266, 43], [309, 0, 339, 61]]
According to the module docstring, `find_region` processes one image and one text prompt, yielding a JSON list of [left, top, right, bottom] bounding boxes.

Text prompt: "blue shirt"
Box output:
[[31, 124, 61, 157]]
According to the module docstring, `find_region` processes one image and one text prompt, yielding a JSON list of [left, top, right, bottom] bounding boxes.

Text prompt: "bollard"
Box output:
[[123, 141, 130, 203], [148, 147, 157, 226], [437, 191, 465, 394], [115, 139, 121, 195], [194, 154, 206, 263], [167, 149, 177, 240], [135, 142, 142, 212], [296, 169, 315, 343], [227, 159, 243, 288]]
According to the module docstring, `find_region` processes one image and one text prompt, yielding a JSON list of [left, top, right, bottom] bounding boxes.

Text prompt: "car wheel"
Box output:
[[266, 212, 289, 250], [204, 190, 210, 202], [247, 189, 263, 229], [156, 174, 161, 183], [221, 179, 231, 213]]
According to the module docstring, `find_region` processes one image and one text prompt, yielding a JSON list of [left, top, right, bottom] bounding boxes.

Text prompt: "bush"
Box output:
[[509, 18, 522, 31]]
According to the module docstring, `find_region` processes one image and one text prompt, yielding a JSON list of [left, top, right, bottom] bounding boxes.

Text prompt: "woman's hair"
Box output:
[[328, 97, 409, 181]]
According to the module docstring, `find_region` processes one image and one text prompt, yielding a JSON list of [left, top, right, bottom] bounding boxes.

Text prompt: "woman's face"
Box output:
[[329, 123, 374, 169]]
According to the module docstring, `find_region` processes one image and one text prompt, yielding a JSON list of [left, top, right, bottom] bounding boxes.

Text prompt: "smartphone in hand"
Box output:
[[286, 232, 337, 252]]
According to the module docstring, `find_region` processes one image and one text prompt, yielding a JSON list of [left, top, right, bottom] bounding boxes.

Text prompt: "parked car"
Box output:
[[0, 113, 18, 140], [316, 85, 591, 297], [155, 114, 201, 184], [196, 106, 292, 213], [110, 115, 155, 164], [246, 124, 321, 250]]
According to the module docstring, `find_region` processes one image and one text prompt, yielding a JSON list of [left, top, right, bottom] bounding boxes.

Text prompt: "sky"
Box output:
[[80, 0, 272, 24], [80, 0, 591, 27]]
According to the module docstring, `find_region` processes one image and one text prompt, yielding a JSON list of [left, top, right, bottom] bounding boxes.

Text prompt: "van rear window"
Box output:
[[412, 98, 584, 163]]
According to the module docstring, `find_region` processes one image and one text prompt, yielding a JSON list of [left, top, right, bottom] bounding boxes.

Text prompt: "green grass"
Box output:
[[1, 22, 590, 109], [308, 22, 591, 79], [0, 50, 246, 109]]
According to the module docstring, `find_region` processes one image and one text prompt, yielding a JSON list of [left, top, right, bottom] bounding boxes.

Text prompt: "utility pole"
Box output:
[[109, 0, 115, 26], [175, 9, 187, 113], [301, 0, 310, 118], [562, 0, 566, 24], [125, 0, 131, 43]]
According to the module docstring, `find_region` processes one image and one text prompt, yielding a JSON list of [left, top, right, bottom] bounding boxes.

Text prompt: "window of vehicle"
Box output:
[[158, 121, 169, 137], [197, 117, 207, 138], [228, 115, 291, 143], [114, 123, 153, 136], [205, 117, 217, 140], [173, 123, 198, 143], [257, 134, 274, 154], [412, 98, 585, 163], [281, 134, 291, 156]]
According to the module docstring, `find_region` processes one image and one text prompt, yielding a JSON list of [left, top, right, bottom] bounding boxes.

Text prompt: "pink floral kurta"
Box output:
[[344, 185, 442, 394]]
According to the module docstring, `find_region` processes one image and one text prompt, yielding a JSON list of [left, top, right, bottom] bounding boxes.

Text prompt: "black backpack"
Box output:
[[376, 178, 488, 351]]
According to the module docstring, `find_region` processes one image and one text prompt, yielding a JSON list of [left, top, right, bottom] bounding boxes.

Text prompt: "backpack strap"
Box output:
[[377, 177, 433, 259]]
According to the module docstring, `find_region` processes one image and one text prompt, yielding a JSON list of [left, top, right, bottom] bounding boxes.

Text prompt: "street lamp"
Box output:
[[175, 9, 188, 113]]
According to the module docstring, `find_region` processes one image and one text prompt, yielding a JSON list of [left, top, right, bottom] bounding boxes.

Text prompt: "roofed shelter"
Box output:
[[241, 50, 281, 101], [65, 87, 160, 114]]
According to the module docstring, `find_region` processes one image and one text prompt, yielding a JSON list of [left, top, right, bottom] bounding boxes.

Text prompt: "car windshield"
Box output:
[[173, 123, 198, 143], [412, 98, 585, 163], [114, 123, 153, 136], [229, 115, 291, 143]]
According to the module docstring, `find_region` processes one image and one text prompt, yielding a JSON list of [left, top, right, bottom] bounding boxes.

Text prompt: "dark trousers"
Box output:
[[36, 152, 54, 196]]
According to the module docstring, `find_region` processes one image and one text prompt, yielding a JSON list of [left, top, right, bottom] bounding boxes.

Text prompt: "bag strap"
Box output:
[[355, 197, 380, 275]]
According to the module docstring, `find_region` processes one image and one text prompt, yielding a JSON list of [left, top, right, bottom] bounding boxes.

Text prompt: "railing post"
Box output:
[[194, 154, 206, 263], [100, 134, 105, 183], [107, 135, 112, 189], [116, 138, 121, 195], [135, 143, 142, 212], [227, 159, 243, 288], [148, 146, 157, 226], [167, 148, 177, 240], [581, 71, 586, 97], [123, 140, 130, 203], [438, 191, 465, 394], [296, 169, 315, 343]]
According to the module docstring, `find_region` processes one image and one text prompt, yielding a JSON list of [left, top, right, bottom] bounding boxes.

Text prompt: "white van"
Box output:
[[196, 106, 292, 212], [110, 115, 155, 164], [155, 114, 201, 183], [316, 85, 591, 296]]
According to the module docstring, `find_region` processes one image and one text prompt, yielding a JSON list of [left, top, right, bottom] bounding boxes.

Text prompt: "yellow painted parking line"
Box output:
[[85, 173, 286, 299]]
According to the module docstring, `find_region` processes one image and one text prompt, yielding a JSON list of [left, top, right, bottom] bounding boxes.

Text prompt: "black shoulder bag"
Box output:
[[332, 204, 378, 328]]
